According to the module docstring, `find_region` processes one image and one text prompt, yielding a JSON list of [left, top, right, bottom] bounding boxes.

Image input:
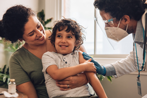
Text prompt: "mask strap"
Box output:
[[117, 19, 128, 32], [117, 19, 121, 28], [126, 24, 128, 31]]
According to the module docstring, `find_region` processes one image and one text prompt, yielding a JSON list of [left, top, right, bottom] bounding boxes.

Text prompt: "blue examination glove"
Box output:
[[82, 52, 106, 75]]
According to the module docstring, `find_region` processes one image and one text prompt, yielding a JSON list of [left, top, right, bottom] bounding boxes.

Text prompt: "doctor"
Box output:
[[83, 0, 147, 80]]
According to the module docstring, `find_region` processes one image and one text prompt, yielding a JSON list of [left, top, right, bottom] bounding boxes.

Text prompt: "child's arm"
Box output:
[[45, 57, 96, 81], [79, 51, 108, 98], [86, 72, 107, 98]]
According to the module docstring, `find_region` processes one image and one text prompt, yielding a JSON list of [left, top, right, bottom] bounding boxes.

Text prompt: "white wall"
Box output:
[[0, 0, 39, 19], [101, 74, 147, 98], [44, 0, 62, 27], [0, 0, 40, 68]]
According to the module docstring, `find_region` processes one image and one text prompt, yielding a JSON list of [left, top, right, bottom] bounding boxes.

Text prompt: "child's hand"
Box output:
[[82, 58, 96, 73]]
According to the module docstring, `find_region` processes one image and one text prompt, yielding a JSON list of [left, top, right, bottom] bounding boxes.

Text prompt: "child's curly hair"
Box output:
[[49, 18, 84, 52]]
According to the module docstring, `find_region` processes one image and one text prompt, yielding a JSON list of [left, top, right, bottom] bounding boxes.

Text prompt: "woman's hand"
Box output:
[[56, 73, 88, 91]]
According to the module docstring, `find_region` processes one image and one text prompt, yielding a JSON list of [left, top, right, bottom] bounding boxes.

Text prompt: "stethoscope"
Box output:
[[134, 26, 146, 79], [134, 20, 146, 96]]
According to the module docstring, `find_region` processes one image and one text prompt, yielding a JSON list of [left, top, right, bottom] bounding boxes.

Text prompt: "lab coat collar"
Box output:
[[134, 20, 144, 44]]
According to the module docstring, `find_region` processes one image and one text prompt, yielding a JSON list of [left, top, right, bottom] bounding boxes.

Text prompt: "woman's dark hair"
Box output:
[[94, 0, 145, 21], [0, 21, 4, 38], [0, 5, 35, 43], [49, 19, 84, 52]]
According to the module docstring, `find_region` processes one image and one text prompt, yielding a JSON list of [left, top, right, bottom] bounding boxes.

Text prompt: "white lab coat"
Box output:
[[109, 12, 147, 78], [113, 45, 145, 77]]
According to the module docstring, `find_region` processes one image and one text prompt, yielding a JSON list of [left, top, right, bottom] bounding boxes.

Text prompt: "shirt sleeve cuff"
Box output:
[[104, 64, 116, 76]]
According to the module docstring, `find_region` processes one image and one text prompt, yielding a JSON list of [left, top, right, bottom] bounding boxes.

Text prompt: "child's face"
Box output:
[[55, 28, 77, 55]]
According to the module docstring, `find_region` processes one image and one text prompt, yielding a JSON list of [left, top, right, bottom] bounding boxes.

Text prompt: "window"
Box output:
[[61, 0, 133, 57]]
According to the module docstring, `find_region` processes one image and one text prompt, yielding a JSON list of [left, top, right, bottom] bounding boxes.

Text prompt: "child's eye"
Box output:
[[57, 35, 62, 38], [67, 36, 72, 38]]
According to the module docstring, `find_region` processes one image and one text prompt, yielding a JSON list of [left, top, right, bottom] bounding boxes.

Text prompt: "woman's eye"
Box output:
[[37, 24, 41, 28], [29, 32, 34, 36]]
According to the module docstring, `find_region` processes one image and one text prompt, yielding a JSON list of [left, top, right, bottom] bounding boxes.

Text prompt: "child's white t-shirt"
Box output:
[[42, 50, 90, 98]]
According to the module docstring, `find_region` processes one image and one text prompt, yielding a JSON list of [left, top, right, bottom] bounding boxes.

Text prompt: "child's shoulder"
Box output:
[[78, 51, 86, 63], [78, 50, 83, 56], [42, 51, 57, 59]]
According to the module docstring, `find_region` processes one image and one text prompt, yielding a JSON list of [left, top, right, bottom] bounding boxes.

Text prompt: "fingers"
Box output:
[[56, 80, 69, 85], [56, 83, 71, 91], [56, 77, 72, 85], [60, 87, 71, 91], [87, 58, 92, 62]]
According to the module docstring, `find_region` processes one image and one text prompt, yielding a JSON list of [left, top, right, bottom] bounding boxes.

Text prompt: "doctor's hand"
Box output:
[[82, 52, 106, 75]]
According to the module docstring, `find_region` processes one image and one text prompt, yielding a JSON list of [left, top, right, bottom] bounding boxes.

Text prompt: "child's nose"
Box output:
[[61, 37, 66, 42]]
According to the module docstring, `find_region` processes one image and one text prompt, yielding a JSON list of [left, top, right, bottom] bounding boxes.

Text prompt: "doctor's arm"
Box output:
[[82, 52, 116, 76], [83, 51, 138, 77]]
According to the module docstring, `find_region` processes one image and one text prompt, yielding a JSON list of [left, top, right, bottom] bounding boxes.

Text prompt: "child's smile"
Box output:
[[55, 28, 76, 55], [60, 45, 68, 49]]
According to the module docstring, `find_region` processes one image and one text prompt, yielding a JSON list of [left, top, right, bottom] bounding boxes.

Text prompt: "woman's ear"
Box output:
[[19, 38, 23, 41], [122, 15, 130, 24]]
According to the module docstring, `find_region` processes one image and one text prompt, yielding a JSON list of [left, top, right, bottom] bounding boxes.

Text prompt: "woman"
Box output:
[[0, 5, 88, 98]]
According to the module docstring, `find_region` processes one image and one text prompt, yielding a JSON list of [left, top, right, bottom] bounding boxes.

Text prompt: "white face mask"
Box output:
[[105, 19, 128, 41]]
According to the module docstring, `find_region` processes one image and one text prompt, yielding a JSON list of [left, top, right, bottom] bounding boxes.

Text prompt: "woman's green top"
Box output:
[[9, 47, 49, 98]]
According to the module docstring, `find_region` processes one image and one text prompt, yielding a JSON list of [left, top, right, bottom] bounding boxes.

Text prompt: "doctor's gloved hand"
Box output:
[[82, 52, 106, 75]]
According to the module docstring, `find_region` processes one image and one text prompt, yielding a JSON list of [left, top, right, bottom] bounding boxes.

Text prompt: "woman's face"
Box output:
[[23, 15, 46, 46]]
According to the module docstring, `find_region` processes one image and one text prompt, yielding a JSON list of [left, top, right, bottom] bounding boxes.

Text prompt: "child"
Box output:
[[42, 19, 107, 98]]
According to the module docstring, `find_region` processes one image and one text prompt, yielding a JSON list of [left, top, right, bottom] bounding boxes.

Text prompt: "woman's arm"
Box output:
[[9, 54, 38, 98], [16, 82, 38, 98], [56, 73, 88, 90], [46, 59, 96, 81]]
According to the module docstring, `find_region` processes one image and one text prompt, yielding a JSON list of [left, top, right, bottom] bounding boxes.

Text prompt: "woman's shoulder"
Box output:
[[11, 47, 25, 56], [45, 30, 56, 52], [9, 47, 26, 61], [45, 30, 52, 37]]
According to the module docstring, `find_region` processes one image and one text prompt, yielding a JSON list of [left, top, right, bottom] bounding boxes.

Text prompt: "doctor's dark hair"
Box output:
[[0, 5, 35, 43], [49, 19, 84, 51], [94, 0, 145, 21]]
